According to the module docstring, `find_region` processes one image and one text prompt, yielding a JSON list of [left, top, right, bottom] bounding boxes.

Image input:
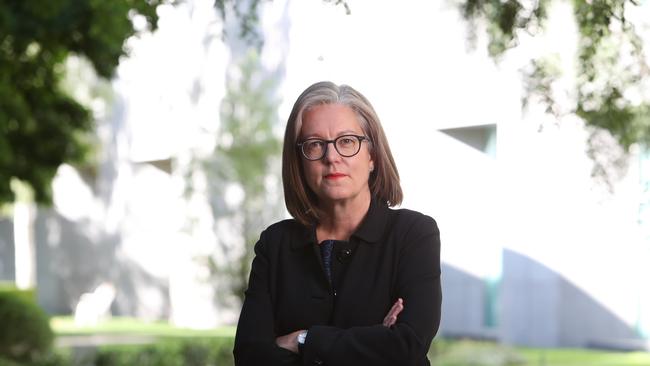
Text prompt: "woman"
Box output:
[[233, 81, 441, 366]]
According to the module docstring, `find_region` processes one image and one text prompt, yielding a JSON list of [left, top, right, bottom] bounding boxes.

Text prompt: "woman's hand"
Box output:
[[275, 298, 403, 353], [382, 298, 404, 327], [276, 329, 306, 354]]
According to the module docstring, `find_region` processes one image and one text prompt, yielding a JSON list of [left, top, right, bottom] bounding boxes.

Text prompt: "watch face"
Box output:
[[298, 332, 306, 344]]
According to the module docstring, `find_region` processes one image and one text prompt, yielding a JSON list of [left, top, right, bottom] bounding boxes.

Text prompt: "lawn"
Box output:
[[51, 316, 236, 338], [519, 348, 650, 366], [51, 317, 650, 366]]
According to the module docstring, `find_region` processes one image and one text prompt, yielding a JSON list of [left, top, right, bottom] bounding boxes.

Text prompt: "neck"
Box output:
[[316, 190, 371, 242]]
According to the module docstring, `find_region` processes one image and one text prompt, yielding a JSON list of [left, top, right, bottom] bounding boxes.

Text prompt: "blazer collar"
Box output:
[[292, 197, 389, 249], [352, 197, 389, 243]]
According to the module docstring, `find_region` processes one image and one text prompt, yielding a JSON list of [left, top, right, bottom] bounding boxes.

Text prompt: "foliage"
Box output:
[[200, 49, 283, 304], [0, 290, 54, 363], [0, 283, 35, 302], [0, 351, 72, 366], [459, 0, 650, 153], [0, 338, 234, 366], [214, 0, 266, 49], [93, 338, 234, 366], [0, 0, 168, 206], [214, 0, 350, 49], [3, 333, 649, 366]]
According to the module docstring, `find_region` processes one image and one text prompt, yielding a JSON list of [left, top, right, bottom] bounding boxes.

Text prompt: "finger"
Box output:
[[384, 298, 405, 326], [383, 299, 404, 327], [383, 314, 391, 326], [386, 305, 404, 326], [387, 298, 402, 317], [393, 298, 404, 316], [388, 298, 403, 318], [383, 315, 394, 327], [383, 304, 398, 326], [383, 311, 396, 326], [386, 316, 397, 327]]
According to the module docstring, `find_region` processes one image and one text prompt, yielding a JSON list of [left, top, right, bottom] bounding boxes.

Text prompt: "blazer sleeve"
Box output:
[[301, 215, 441, 366], [233, 229, 301, 366]]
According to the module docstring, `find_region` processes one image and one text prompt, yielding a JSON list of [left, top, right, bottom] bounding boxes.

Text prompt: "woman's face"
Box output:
[[299, 103, 374, 207]]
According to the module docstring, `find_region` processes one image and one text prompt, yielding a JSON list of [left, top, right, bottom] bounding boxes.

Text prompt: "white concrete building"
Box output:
[[1, 0, 649, 348]]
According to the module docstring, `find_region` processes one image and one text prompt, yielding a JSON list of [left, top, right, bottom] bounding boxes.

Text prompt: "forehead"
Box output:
[[300, 103, 363, 136]]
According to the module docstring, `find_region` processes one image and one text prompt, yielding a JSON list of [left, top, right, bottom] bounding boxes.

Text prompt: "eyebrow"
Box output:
[[302, 130, 362, 139]]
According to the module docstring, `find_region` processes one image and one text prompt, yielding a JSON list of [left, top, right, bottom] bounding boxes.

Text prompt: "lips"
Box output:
[[324, 173, 346, 179]]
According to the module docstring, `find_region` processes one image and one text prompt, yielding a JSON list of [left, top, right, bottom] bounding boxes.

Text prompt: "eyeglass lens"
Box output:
[[302, 135, 362, 160]]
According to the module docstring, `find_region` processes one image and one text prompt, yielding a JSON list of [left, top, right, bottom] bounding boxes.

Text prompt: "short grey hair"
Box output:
[[282, 81, 403, 226]]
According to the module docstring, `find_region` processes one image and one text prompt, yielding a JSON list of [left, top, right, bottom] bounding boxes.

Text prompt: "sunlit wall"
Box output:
[[13, 0, 650, 348]]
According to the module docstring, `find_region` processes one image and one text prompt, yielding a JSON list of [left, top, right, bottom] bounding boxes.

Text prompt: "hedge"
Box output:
[[0, 337, 235, 366], [0, 288, 53, 364]]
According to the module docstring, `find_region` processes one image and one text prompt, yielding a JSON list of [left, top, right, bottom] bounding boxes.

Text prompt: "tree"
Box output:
[[0, 0, 167, 206], [0, 0, 354, 208], [458, 0, 650, 154], [201, 49, 283, 305]]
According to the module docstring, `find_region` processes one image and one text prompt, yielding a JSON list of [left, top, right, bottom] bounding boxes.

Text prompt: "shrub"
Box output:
[[0, 351, 71, 366], [0, 289, 54, 364], [94, 343, 184, 366], [94, 337, 235, 366], [0, 337, 234, 366]]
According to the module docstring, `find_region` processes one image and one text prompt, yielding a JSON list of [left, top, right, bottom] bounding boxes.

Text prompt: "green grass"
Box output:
[[428, 338, 650, 366], [519, 348, 650, 366], [429, 339, 526, 365], [51, 316, 236, 338]]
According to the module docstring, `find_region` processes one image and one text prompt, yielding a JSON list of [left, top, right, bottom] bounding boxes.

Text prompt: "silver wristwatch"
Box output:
[[297, 330, 308, 346]]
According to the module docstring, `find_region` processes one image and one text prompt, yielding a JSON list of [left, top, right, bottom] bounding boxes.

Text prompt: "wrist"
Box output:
[[297, 330, 308, 353]]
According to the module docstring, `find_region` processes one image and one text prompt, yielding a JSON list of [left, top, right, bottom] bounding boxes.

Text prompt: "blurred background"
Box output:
[[2, 0, 650, 365]]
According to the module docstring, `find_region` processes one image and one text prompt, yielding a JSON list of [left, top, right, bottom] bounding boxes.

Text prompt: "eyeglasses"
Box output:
[[297, 134, 371, 161]]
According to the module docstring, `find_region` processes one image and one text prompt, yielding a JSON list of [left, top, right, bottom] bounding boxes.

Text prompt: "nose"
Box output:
[[322, 141, 341, 162]]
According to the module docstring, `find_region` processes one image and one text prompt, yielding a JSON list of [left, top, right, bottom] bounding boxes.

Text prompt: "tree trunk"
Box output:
[[14, 202, 36, 290]]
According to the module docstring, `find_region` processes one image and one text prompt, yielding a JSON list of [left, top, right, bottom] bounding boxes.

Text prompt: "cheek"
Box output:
[[356, 152, 373, 173], [302, 162, 322, 186]]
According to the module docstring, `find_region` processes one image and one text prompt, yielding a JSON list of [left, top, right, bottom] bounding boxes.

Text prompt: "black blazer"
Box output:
[[234, 198, 441, 366]]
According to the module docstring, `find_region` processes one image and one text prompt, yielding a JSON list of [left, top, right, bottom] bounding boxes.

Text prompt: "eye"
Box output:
[[338, 137, 355, 146], [306, 140, 325, 150]]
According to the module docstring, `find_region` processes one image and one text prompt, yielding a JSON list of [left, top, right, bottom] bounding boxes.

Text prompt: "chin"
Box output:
[[321, 194, 351, 203], [321, 188, 369, 204], [317, 189, 351, 202]]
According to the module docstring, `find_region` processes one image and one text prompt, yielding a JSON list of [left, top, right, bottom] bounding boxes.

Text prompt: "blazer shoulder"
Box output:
[[389, 207, 439, 236], [263, 218, 305, 237], [256, 218, 307, 251]]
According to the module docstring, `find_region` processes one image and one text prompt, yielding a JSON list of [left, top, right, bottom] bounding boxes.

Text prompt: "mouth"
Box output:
[[324, 173, 346, 180]]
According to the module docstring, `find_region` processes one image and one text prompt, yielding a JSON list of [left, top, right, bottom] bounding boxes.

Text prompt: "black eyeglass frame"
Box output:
[[297, 134, 371, 161]]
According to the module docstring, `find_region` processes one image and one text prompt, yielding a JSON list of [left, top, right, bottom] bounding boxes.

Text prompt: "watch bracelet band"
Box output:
[[297, 330, 308, 353]]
